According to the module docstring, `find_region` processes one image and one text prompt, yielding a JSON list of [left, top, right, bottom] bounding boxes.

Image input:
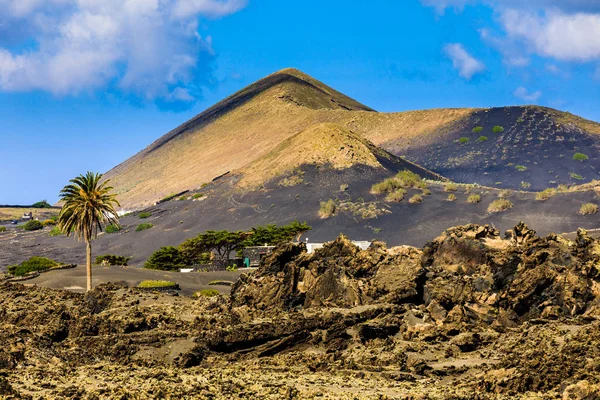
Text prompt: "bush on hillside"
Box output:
[[32, 200, 51, 208], [515, 165, 527, 172], [467, 194, 481, 204], [492, 126, 505, 133], [570, 173, 584, 181], [48, 227, 63, 237], [444, 183, 458, 192], [0, 226, 6, 233], [193, 193, 205, 200], [8, 256, 58, 276], [488, 199, 513, 213], [472, 126, 484, 133], [95, 254, 131, 266], [458, 137, 470, 144], [144, 246, 187, 271], [136, 223, 154, 232], [477, 136, 488, 142], [42, 219, 56, 226], [447, 193, 457, 202], [371, 170, 426, 195], [520, 181, 531, 189], [319, 200, 336, 219], [105, 224, 120, 234], [385, 189, 406, 203], [23, 220, 43, 231], [138, 212, 151, 219], [536, 188, 557, 201], [579, 203, 598, 215], [193, 289, 220, 298], [573, 153, 589, 161], [408, 194, 423, 204]]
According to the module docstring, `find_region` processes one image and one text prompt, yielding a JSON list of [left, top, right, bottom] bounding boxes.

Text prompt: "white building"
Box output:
[[306, 240, 372, 254]]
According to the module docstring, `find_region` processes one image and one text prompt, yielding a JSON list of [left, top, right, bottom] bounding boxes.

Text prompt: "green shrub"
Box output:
[[42, 219, 56, 227], [160, 193, 180, 202], [138, 212, 151, 219], [193, 289, 220, 298], [536, 188, 556, 201], [408, 194, 423, 204], [32, 200, 51, 208], [8, 256, 58, 276], [95, 254, 131, 266], [48, 227, 63, 237], [193, 193, 205, 199], [0, 226, 6, 233], [22, 220, 43, 231], [458, 137, 470, 144], [105, 224, 120, 234], [579, 203, 598, 215], [422, 188, 431, 196], [385, 189, 406, 203], [488, 199, 513, 213], [520, 181, 531, 189], [467, 194, 481, 204], [226, 265, 238, 272], [570, 173, 584, 181], [371, 170, 426, 194], [144, 246, 187, 271], [573, 153, 589, 161], [492, 126, 505, 133], [516, 118, 524, 123], [477, 136, 488, 142], [138, 280, 178, 289], [499, 189, 513, 198], [515, 165, 527, 172], [208, 280, 234, 286], [557, 184, 569, 193], [319, 200, 336, 219], [447, 193, 457, 202], [136, 223, 154, 232], [472, 126, 484, 133], [444, 183, 458, 192]]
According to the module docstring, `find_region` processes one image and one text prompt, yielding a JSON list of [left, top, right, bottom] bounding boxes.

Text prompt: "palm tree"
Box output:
[[58, 172, 120, 291]]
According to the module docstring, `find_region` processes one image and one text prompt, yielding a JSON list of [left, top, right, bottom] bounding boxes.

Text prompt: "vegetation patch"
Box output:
[[472, 126, 483, 133], [467, 194, 482, 204], [579, 203, 598, 215], [488, 199, 513, 213], [138, 280, 178, 289], [32, 200, 52, 208], [138, 212, 151, 219], [477, 136, 488, 142], [193, 289, 220, 298], [447, 193, 457, 202], [279, 173, 304, 187], [338, 201, 388, 219], [42, 219, 56, 226], [105, 224, 120, 234], [515, 165, 528, 172], [95, 254, 131, 266], [208, 280, 234, 286], [0, 226, 6, 233], [8, 257, 59, 276], [573, 153, 589, 161], [385, 189, 406, 203], [570, 173, 584, 181], [408, 194, 423, 204], [492, 125, 505, 133], [22, 220, 43, 231], [371, 170, 427, 195], [520, 181, 531, 189], [319, 199, 337, 219], [444, 183, 458, 192], [144, 246, 187, 271], [498, 189, 513, 199], [536, 189, 557, 201], [48, 227, 63, 237], [136, 223, 154, 232], [458, 137, 470, 144], [193, 193, 205, 200]]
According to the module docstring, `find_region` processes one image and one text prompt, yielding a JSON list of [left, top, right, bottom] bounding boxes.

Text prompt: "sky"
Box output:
[[1, 0, 600, 204]]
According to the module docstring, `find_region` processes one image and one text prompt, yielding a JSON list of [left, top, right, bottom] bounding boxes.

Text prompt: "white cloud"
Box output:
[[0, 0, 246, 105], [444, 43, 486, 79], [514, 86, 542, 102], [500, 9, 600, 62]]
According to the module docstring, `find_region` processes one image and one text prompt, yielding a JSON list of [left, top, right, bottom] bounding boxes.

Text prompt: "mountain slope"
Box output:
[[105, 68, 600, 208]]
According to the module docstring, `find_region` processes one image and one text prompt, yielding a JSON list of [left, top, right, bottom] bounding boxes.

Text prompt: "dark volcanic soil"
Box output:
[[1, 223, 599, 399], [399, 106, 600, 190], [1, 164, 598, 270]]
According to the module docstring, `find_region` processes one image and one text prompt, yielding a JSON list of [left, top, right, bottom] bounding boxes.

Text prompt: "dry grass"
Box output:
[[0, 207, 58, 221], [319, 199, 336, 219], [488, 199, 513, 213], [444, 183, 458, 193], [385, 189, 407, 203], [467, 194, 481, 204], [447, 193, 457, 202], [408, 194, 423, 204], [536, 188, 557, 201], [371, 170, 428, 195], [579, 203, 598, 215]]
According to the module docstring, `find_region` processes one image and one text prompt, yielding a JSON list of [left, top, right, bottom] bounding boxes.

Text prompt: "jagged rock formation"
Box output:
[[1, 224, 600, 398]]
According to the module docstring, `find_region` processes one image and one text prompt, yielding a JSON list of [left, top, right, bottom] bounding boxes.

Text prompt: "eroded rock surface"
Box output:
[[1, 223, 599, 399]]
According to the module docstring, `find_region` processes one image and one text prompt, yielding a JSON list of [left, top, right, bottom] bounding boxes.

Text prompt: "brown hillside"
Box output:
[[105, 68, 600, 207]]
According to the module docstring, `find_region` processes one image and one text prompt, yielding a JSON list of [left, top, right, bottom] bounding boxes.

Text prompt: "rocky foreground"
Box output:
[[1, 223, 600, 399]]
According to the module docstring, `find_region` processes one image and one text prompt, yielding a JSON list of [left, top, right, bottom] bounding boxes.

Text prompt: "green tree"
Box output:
[[182, 230, 249, 265], [58, 172, 120, 291], [145, 246, 187, 271]]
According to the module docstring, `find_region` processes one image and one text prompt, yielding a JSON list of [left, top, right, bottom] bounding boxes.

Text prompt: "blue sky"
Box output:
[[1, 0, 599, 204]]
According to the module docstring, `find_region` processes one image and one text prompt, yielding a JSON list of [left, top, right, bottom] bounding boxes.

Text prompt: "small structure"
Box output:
[[242, 246, 276, 267], [22, 212, 33, 221], [306, 240, 372, 254]]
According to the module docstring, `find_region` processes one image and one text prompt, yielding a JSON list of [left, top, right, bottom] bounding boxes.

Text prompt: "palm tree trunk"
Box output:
[[86, 239, 92, 291]]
